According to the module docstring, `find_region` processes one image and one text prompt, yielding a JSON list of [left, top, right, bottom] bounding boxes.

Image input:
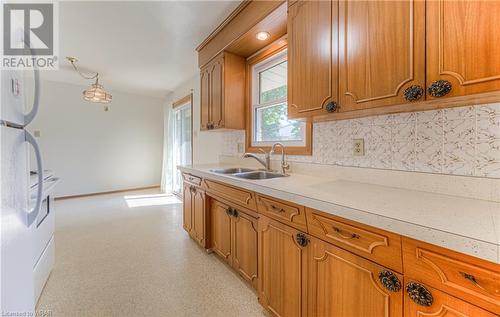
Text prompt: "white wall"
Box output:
[[167, 74, 225, 165], [27, 79, 164, 197]]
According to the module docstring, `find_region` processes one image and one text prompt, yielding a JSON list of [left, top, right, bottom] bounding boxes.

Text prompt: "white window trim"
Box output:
[[251, 49, 306, 147]]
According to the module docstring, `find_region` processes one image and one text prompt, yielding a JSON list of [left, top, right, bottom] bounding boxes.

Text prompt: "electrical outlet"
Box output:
[[34, 130, 41, 137], [237, 143, 244, 153], [353, 138, 364, 156]]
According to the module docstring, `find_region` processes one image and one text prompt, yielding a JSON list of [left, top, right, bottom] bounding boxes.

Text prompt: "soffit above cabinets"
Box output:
[[197, 1, 286, 68]]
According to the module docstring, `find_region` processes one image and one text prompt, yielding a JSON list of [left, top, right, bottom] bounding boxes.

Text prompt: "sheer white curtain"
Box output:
[[160, 101, 174, 193]]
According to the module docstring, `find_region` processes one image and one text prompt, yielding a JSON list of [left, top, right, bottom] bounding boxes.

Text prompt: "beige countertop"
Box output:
[[179, 163, 500, 264]]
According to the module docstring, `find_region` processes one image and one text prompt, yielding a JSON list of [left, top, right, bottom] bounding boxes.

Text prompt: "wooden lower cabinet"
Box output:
[[306, 236, 403, 317], [182, 182, 206, 248], [231, 209, 258, 288], [210, 199, 232, 264], [404, 280, 497, 317], [192, 188, 206, 246], [258, 215, 308, 317], [209, 198, 259, 288], [182, 183, 193, 234], [184, 177, 498, 317]]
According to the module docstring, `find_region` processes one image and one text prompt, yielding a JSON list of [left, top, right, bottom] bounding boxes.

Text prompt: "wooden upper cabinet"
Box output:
[[199, 51, 245, 131], [210, 55, 224, 129], [287, 0, 338, 118], [338, 0, 426, 112], [306, 237, 403, 317], [200, 68, 211, 131], [258, 215, 308, 317], [426, 1, 500, 99]]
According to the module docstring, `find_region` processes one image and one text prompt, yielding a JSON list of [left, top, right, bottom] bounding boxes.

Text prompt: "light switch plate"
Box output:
[[353, 138, 364, 156]]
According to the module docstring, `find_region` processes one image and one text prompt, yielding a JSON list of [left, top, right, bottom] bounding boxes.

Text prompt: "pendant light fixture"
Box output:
[[67, 57, 112, 106]]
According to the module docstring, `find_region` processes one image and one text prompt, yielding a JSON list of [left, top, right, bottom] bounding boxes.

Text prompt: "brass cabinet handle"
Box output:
[[428, 80, 452, 97], [459, 272, 485, 290], [226, 207, 238, 217], [270, 204, 285, 213], [378, 271, 402, 292], [406, 282, 433, 307], [332, 227, 360, 240], [403, 85, 424, 101], [295, 232, 309, 247], [325, 101, 338, 113]]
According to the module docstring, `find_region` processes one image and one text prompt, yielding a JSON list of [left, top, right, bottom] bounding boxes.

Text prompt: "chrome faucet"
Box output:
[[270, 142, 290, 175], [242, 149, 270, 171], [243, 144, 290, 174]]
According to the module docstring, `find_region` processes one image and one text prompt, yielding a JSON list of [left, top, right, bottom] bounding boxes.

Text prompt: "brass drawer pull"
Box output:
[[406, 282, 433, 307], [333, 227, 360, 240], [428, 80, 452, 97], [378, 270, 402, 292], [270, 204, 286, 213], [459, 272, 485, 290], [296, 232, 309, 247], [403, 85, 424, 101]]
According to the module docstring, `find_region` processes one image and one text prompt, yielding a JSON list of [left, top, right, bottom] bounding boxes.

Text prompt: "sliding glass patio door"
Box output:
[[172, 102, 192, 194]]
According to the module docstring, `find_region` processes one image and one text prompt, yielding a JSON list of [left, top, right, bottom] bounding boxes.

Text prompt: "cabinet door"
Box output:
[[200, 66, 211, 130], [306, 237, 403, 317], [426, 1, 500, 99], [182, 183, 193, 234], [404, 280, 497, 317], [192, 188, 206, 247], [231, 209, 258, 289], [210, 54, 224, 129], [288, 0, 337, 118], [339, 0, 425, 111], [258, 215, 308, 317], [210, 200, 232, 265]]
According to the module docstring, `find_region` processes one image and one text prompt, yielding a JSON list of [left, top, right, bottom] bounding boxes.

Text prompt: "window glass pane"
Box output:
[[254, 102, 304, 142], [259, 61, 287, 103]]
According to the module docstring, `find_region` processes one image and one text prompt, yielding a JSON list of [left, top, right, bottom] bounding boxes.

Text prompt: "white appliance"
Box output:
[[30, 170, 59, 302], [0, 27, 54, 312]]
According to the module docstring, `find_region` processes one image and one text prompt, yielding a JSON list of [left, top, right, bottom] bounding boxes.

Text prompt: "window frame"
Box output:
[[251, 50, 306, 147], [245, 41, 312, 155]]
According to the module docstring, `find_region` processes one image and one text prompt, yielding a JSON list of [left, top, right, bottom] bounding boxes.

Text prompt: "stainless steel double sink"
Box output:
[[209, 167, 287, 179]]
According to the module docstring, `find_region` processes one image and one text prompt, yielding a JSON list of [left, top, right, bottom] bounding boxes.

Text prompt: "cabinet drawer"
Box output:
[[404, 279, 497, 317], [306, 208, 403, 272], [402, 237, 500, 315], [203, 179, 256, 210], [256, 194, 307, 231], [182, 173, 202, 186]]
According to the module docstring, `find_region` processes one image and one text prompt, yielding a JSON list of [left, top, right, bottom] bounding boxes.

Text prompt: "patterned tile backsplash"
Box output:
[[221, 103, 500, 178]]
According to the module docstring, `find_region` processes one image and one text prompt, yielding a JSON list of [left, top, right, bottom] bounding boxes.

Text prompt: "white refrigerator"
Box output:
[[0, 63, 45, 314]]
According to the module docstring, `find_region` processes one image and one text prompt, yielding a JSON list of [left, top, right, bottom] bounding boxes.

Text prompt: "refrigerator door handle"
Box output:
[[25, 130, 43, 226], [23, 68, 40, 126]]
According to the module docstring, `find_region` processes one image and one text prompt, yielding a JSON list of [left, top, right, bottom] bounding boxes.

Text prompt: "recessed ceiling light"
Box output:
[[256, 31, 270, 41]]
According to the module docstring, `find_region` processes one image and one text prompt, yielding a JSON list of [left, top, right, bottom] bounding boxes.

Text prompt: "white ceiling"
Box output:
[[41, 1, 241, 98]]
